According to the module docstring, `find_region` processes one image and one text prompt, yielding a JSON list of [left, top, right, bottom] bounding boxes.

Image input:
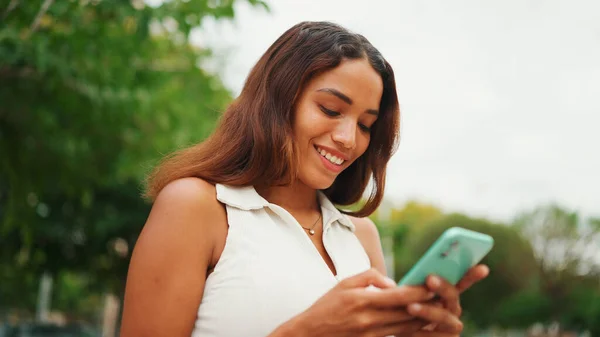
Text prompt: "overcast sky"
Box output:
[[192, 0, 599, 221]]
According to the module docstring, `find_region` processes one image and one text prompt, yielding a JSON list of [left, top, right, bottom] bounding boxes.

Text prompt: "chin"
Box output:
[[314, 179, 336, 191], [299, 172, 337, 191]]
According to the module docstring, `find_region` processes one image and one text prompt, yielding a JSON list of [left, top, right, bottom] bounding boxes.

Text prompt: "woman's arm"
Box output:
[[119, 178, 227, 337], [350, 216, 388, 276]]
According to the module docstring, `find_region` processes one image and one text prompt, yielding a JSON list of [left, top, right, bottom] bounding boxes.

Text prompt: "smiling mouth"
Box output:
[[314, 146, 345, 166]]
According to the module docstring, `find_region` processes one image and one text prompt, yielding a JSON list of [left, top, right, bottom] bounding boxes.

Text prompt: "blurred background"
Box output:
[[1, 0, 598, 336]]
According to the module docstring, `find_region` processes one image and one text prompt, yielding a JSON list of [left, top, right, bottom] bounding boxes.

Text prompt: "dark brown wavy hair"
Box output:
[[145, 21, 400, 217]]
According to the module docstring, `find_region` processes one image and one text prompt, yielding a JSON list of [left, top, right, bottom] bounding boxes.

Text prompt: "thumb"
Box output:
[[337, 268, 397, 290]]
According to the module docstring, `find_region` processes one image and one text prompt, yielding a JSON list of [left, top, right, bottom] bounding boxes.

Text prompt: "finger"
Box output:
[[371, 308, 415, 324], [338, 268, 396, 290], [372, 319, 427, 337], [421, 298, 444, 308], [412, 331, 461, 337], [366, 285, 436, 308], [406, 303, 463, 334], [456, 264, 489, 294], [352, 308, 418, 331], [422, 322, 438, 331], [426, 275, 461, 316]]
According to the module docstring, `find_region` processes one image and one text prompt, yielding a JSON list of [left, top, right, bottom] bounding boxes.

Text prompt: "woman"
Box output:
[[119, 21, 489, 337]]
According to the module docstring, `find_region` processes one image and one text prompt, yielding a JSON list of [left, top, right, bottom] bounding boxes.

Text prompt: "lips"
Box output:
[[312, 145, 351, 174], [315, 145, 345, 166]]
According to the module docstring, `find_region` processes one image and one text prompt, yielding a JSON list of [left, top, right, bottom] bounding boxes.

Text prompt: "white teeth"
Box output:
[[316, 147, 345, 166]]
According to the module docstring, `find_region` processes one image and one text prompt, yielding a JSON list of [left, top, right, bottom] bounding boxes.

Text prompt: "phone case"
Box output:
[[398, 227, 494, 286]]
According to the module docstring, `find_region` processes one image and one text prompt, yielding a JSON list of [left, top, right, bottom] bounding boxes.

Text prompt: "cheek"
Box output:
[[295, 109, 326, 141], [356, 134, 371, 156], [294, 121, 314, 143]]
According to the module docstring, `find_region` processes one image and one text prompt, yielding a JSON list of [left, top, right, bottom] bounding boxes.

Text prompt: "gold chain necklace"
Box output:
[[300, 213, 322, 236]]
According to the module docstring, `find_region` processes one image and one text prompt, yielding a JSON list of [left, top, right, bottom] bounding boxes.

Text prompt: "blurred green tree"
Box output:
[[389, 200, 444, 228], [493, 289, 553, 329], [512, 204, 600, 333], [561, 282, 600, 336], [0, 0, 267, 313], [513, 204, 599, 282], [374, 201, 444, 280]]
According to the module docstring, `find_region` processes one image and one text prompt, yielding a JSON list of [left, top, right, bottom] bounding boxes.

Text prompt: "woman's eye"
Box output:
[[358, 123, 371, 133], [319, 105, 340, 117]]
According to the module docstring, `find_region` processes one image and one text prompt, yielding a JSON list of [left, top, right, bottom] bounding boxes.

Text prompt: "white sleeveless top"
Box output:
[[191, 184, 372, 337]]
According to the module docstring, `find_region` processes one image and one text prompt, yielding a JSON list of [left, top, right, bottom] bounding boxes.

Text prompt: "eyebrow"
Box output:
[[316, 88, 379, 116]]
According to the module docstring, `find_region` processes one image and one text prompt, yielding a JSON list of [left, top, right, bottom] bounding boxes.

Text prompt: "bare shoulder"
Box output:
[[138, 176, 228, 271], [348, 215, 387, 276], [141, 177, 226, 255], [120, 177, 226, 337], [349, 216, 381, 241], [153, 176, 219, 210]]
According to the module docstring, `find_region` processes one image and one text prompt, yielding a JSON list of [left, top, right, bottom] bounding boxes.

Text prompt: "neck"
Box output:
[[255, 181, 320, 213]]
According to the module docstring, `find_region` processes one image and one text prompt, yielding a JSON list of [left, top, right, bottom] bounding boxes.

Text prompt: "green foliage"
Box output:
[[370, 201, 444, 279], [561, 284, 600, 335], [494, 289, 553, 328], [1, 0, 268, 314], [0, 261, 39, 313], [51, 271, 104, 322], [511, 204, 600, 333], [389, 200, 444, 229], [513, 203, 600, 278]]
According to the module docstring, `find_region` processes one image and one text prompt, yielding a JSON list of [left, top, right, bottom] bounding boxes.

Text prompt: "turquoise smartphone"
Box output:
[[398, 227, 494, 286]]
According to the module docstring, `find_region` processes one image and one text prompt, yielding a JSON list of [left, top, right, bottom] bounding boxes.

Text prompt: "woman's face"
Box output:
[[293, 57, 383, 190]]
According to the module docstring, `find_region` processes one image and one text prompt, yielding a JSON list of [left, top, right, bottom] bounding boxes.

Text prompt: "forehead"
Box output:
[[304, 58, 383, 108]]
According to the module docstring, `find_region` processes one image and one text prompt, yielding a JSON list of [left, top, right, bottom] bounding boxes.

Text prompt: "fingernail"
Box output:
[[408, 303, 422, 313], [384, 276, 396, 287], [429, 275, 441, 287]]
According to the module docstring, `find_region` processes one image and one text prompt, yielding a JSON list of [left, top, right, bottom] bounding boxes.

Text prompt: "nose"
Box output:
[[331, 120, 357, 150]]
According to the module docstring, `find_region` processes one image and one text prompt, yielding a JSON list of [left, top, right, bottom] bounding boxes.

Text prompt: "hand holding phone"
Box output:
[[395, 227, 493, 335]]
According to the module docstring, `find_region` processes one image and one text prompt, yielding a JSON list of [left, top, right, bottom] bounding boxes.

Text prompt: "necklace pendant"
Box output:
[[309, 229, 315, 235]]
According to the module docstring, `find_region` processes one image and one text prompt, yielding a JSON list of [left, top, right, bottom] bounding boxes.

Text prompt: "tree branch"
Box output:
[[29, 0, 54, 34], [2, 0, 20, 20]]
